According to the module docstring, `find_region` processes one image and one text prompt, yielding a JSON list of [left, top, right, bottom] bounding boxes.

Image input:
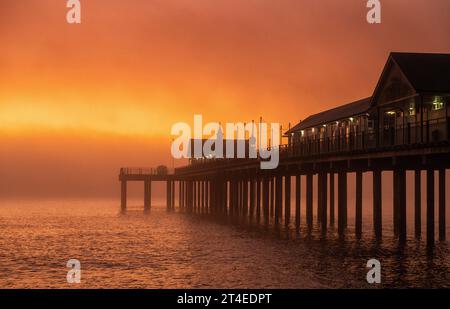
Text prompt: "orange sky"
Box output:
[[1, 0, 450, 198]]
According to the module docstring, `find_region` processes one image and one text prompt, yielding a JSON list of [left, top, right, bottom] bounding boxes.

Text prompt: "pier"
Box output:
[[119, 52, 450, 246]]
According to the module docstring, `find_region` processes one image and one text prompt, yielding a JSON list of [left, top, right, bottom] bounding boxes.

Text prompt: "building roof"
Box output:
[[390, 52, 450, 93], [286, 97, 371, 134], [286, 52, 450, 135]]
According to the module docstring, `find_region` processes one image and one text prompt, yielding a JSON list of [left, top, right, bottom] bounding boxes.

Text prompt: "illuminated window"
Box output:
[[408, 102, 416, 116], [432, 97, 444, 111]]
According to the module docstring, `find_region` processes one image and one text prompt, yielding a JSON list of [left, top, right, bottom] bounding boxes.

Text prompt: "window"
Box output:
[[408, 102, 416, 116], [432, 96, 445, 111]]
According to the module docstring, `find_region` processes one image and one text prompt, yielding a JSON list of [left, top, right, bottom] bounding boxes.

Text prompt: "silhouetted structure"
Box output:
[[120, 52, 449, 246]]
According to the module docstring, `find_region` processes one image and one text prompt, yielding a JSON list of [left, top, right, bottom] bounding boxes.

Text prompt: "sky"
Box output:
[[1, 0, 450, 198]]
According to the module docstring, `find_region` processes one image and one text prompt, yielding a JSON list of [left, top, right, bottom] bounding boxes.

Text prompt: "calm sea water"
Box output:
[[0, 197, 448, 288]]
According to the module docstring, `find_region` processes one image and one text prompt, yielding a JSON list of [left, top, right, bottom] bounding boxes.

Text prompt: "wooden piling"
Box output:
[[373, 169, 382, 240], [205, 181, 209, 214], [121, 180, 127, 212], [250, 178, 256, 219], [172, 181, 175, 210], [270, 177, 275, 218], [295, 174, 301, 229], [320, 171, 327, 234], [275, 175, 282, 225], [232, 179, 238, 216], [398, 169, 407, 242], [338, 171, 347, 235], [338, 172, 347, 235], [330, 172, 335, 225], [256, 178, 261, 221], [306, 173, 313, 229], [144, 180, 151, 212], [263, 177, 270, 225], [179, 181, 183, 210], [415, 170, 421, 239], [285, 175, 291, 227], [166, 180, 172, 211], [427, 169, 435, 246], [439, 168, 446, 241], [355, 171, 362, 238], [393, 170, 400, 237], [317, 173, 323, 224], [243, 179, 249, 216]]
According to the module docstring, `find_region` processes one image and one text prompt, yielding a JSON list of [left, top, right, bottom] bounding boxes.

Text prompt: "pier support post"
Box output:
[[338, 171, 347, 236], [393, 170, 400, 238], [231, 179, 237, 216], [121, 180, 127, 212], [415, 170, 422, 239], [319, 171, 328, 234], [211, 179, 216, 215], [192, 181, 195, 213], [192, 181, 196, 213], [250, 178, 256, 219], [317, 173, 323, 224], [200, 180, 206, 214], [285, 175, 291, 227], [205, 181, 209, 214], [144, 180, 151, 212], [275, 175, 282, 225], [171, 181, 175, 210], [166, 180, 172, 211], [197, 181, 201, 213], [330, 172, 335, 225], [223, 179, 228, 215], [236, 180, 244, 216], [256, 178, 261, 222], [179, 181, 182, 210], [306, 173, 313, 229], [186, 180, 192, 213], [295, 175, 301, 229], [373, 170, 382, 240], [243, 179, 249, 216], [439, 168, 446, 241], [427, 169, 435, 246], [355, 171, 363, 238], [263, 177, 270, 225], [270, 178, 275, 218], [398, 169, 407, 242]]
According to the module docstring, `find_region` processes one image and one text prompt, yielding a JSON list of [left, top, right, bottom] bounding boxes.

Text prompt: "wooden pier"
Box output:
[[119, 52, 449, 246]]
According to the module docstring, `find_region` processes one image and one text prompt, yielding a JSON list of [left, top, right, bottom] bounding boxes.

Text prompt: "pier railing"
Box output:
[[120, 168, 158, 176], [180, 117, 449, 171], [286, 117, 449, 157]]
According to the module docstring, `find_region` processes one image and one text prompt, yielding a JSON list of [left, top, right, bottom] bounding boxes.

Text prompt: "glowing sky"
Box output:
[[1, 0, 449, 197]]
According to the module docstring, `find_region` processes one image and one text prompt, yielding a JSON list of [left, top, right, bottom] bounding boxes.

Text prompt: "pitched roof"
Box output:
[[390, 52, 450, 93], [286, 97, 371, 134]]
